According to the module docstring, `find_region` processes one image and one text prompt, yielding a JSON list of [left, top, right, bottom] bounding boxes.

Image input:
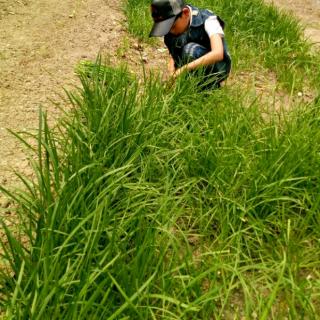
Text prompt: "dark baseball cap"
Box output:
[[149, 0, 185, 37]]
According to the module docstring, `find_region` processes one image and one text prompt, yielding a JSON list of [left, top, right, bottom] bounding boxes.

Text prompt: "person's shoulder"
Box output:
[[189, 5, 207, 26], [201, 7, 225, 30], [201, 8, 217, 20]]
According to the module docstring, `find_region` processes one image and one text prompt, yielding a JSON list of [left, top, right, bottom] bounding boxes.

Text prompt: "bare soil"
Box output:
[[0, 0, 166, 208], [0, 0, 320, 211]]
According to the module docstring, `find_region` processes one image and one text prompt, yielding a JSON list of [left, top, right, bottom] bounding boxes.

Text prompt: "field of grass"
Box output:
[[1, 0, 320, 319]]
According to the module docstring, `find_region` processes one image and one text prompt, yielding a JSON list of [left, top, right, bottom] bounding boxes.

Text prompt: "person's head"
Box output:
[[149, 0, 190, 37]]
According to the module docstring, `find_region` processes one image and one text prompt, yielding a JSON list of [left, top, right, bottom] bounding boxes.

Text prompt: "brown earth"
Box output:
[[0, 0, 167, 209], [0, 0, 320, 212]]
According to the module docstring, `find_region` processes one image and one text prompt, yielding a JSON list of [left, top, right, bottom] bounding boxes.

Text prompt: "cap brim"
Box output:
[[149, 16, 176, 37]]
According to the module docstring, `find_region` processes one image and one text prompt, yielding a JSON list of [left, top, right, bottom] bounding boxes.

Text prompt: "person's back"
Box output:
[[149, 0, 231, 89]]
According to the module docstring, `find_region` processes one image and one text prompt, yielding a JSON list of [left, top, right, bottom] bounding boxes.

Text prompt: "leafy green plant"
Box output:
[[0, 61, 319, 318]]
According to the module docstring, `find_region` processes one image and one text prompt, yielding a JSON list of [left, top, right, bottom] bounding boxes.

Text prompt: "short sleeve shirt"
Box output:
[[187, 5, 224, 37]]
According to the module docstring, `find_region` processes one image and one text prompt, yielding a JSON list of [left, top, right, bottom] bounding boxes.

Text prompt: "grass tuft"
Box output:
[[0, 61, 319, 318]]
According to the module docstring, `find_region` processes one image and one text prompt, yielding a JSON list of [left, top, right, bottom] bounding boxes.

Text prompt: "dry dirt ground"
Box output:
[[0, 0, 167, 210], [0, 0, 320, 212]]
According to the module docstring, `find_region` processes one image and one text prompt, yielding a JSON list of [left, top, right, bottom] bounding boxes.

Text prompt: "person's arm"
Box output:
[[173, 34, 224, 77]]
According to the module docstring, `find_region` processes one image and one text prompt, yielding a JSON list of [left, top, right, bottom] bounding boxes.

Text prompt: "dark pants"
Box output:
[[179, 42, 231, 90]]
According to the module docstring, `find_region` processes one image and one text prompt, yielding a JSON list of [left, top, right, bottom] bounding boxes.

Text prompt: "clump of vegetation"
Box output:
[[1, 0, 320, 318], [1, 62, 319, 318]]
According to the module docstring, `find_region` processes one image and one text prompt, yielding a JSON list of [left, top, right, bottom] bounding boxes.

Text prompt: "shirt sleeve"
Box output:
[[204, 16, 224, 37]]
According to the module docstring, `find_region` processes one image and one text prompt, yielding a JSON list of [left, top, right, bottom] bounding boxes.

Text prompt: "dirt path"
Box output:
[[2, 1, 110, 209], [0, 0, 165, 201], [0, 0, 320, 210], [0, 0, 122, 188]]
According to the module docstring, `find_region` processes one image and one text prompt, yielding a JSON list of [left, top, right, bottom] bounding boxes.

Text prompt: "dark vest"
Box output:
[[164, 5, 231, 67]]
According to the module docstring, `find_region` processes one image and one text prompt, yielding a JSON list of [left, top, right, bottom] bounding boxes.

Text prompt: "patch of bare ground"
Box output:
[[0, 0, 167, 221]]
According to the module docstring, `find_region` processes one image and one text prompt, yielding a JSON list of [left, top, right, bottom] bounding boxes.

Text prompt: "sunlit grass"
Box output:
[[0, 61, 319, 318], [1, 0, 320, 318]]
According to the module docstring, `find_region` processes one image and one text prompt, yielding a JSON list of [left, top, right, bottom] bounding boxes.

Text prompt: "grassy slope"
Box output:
[[1, 0, 320, 319]]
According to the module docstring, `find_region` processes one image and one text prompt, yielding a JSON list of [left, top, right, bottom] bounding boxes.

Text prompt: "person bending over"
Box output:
[[149, 0, 231, 89]]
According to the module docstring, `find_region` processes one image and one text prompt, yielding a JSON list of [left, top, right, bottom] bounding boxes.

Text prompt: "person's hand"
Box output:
[[166, 67, 186, 89], [172, 68, 181, 79], [172, 66, 187, 79], [168, 64, 175, 76], [166, 72, 176, 88], [168, 57, 175, 76]]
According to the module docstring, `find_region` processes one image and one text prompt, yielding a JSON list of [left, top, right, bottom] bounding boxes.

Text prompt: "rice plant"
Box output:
[[0, 60, 319, 318]]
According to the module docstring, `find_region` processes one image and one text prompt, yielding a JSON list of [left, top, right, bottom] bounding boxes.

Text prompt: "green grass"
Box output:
[[1, 0, 320, 318], [0, 61, 319, 318], [124, 0, 155, 43]]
